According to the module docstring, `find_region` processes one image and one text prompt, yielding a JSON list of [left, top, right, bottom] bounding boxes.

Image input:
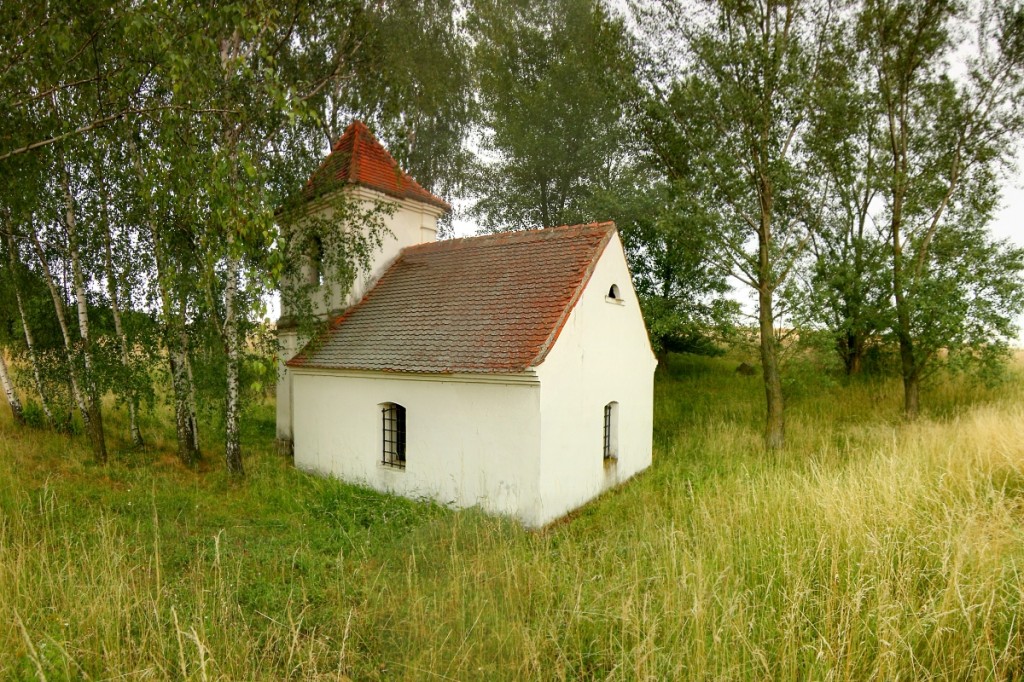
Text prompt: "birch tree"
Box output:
[[2, 215, 57, 426], [29, 170, 108, 462], [99, 173, 143, 447], [1, 0, 476, 473], [61, 157, 108, 462], [0, 271, 23, 423], [121, 128, 204, 465], [157, 1, 392, 476], [0, 349, 22, 424]]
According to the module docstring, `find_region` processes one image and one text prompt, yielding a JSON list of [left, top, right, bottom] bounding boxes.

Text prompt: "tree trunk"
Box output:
[[182, 337, 201, 454], [100, 191, 143, 447], [757, 187, 785, 451], [758, 285, 785, 451], [895, 293, 920, 419], [63, 166, 107, 463], [160, 282, 200, 467], [841, 331, 865, 376], [847, 350, 863, 376], [220, 134, 244, 478], [539, 180, 551, 229], [130, 135, 199, 465], [223, 248, 244, 477], [0, 349, 24, 425], [3, 226, 55, 426], [902, 365, 920, 418], [890, 169, 919, 419], [30, 228, 92, 437], [168, 349, 199, 466], [893, 224, 921, 419]]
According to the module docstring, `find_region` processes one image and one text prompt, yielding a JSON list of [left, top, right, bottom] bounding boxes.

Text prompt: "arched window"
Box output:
[[380, 402, 406, 468], [309, 234, 325, 287], [607, 283, 621, 300], [603, 401, 619, 460]]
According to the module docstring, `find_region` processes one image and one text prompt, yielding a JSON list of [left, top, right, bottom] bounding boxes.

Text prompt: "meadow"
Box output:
[[2, 353, 1024, 680]]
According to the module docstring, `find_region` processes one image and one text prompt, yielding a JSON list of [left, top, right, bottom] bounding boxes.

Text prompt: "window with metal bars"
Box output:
[[603, 401, 618, 460], [381, 403, 406, 468]]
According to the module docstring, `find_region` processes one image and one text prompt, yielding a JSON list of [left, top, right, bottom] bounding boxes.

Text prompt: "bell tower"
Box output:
[[275, 121, 450, 449]]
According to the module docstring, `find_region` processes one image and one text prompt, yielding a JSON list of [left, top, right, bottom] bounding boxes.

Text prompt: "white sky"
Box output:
[[993, 177, 1024, 246]]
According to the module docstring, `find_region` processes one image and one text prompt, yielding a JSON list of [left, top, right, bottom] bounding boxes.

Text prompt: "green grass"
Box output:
[[2, 355, 1024, 679]]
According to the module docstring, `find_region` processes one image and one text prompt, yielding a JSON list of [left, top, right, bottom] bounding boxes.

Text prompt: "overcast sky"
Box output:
[[993, 176, 1024, 247]]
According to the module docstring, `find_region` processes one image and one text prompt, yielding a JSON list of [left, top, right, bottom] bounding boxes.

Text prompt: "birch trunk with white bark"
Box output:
[[223, 246, 244, 477], [30, 229, 90, 424], [0, 349, 23, 424], [62, 166, 107, 463], [3, 226, 55, 426], [130, 136, 200, 465], [100, 183, 143, 447]]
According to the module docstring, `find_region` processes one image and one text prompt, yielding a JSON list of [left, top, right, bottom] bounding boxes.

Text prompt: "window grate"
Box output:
[[381, 403, 406, 468], [603, 403, 612, 459]]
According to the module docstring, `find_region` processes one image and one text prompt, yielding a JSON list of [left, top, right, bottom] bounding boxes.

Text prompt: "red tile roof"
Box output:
[[288, 222, 617, 374], [301, 120, 451, 212]]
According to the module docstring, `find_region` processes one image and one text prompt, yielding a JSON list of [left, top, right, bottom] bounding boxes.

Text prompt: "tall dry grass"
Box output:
[[1, 355, 1023, 679]]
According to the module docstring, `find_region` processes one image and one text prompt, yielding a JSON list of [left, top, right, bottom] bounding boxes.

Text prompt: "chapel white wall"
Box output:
[[282, 187, 442, 320], [276, 329, 300, 441], [290, 371, 546, 526], [534, 232, 657, 526]]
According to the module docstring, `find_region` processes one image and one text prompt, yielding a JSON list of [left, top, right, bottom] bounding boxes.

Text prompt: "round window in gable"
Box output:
[[607, 284, 621, 300]]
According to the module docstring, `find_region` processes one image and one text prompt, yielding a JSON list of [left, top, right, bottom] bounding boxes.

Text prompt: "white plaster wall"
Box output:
[[275, 329, 300, 441], [290, 371, 546, 526], [534, 232, 657, 525], [281, 187, 443, 320], [337, 188, 443, 314]]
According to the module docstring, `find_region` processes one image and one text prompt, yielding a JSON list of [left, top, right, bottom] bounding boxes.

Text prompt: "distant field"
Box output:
[[2, 354, 1024, 680]]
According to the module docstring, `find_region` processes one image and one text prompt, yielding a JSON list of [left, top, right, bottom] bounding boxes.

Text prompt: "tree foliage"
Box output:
[[637, 0, 847, 448], [858, 0, 1024, 416], [468, 0, 635, 231], [0, 0, 477, 472]]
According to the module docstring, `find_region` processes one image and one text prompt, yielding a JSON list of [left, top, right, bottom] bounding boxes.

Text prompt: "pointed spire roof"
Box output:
[[301, 120, 451, 212]]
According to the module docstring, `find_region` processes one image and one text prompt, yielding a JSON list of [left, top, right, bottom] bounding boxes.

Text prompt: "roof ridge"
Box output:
[[403, 221, 615, 254]]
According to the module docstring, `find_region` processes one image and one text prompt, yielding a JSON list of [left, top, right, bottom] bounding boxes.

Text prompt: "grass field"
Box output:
[[2, 354, 1024, 680]]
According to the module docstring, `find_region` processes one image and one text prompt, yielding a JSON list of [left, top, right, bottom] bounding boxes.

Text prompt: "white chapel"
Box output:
[[277, 121, 656, 527]]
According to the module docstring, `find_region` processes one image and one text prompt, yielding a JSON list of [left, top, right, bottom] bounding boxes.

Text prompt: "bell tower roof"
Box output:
[[301, 120, 450, 212]]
